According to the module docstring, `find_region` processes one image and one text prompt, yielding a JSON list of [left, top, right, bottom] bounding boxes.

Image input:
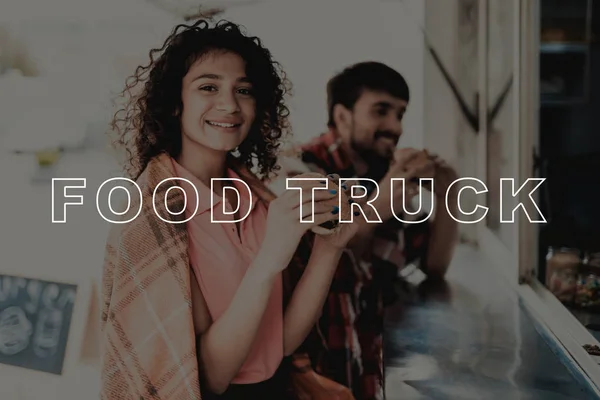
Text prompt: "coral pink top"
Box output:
[[171, 158, 283, 384]]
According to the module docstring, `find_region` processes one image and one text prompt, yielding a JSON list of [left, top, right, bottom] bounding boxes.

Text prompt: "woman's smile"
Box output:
[[206, 119, 243, 132]]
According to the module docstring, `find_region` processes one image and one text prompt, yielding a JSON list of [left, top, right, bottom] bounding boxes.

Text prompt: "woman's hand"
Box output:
[[313, 174, 360, 250], [259, 184, 341, 273]]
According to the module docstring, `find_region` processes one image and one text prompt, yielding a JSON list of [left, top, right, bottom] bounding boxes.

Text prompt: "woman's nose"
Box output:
[[216, 91, 240, 113]]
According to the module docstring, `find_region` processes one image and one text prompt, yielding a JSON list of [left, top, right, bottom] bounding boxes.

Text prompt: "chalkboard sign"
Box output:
[[0, 274, 77, 375]]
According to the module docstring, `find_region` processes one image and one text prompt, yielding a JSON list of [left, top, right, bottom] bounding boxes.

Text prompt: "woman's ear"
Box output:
[[173, 104, 182, 117]]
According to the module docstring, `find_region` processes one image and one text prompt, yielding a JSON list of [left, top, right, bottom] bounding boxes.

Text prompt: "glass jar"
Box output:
[[546, 247, 581, 304], [576, 252, 600, 309]]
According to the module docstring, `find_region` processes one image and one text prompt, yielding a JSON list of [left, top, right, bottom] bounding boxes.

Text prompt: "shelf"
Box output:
[[541, 0, 590, 19], [541, 97, 588, 106], [541, 42, 589, 53]]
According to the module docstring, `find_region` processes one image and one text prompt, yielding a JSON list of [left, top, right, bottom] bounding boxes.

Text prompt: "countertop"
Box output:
[[384, 246, 600, 400]]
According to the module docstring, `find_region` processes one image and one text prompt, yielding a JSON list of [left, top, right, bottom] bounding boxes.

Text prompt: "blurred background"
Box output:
[[2, 0, 600, 399]]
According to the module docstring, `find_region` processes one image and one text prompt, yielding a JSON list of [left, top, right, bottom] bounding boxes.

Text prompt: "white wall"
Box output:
[[2, 0, 426, 151], [0, 0, 179, 149], [423, 0, 460, 162], [222, 0, 425, 149], [423, 0, 479, 242]]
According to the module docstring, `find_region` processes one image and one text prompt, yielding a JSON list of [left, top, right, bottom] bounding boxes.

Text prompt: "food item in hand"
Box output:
[[292, 172, 351, 235], [407, 149, 435, 174], [395, 149, 435, 186], [404, 149, 431, 167]]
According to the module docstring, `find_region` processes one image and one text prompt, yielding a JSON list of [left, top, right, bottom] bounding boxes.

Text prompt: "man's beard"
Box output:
[[349, 128, 393, 182], [363, 152, 390, 182]]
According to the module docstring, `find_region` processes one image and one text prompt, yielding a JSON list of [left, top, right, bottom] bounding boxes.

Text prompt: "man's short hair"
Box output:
[[327, 61, 410, 127]]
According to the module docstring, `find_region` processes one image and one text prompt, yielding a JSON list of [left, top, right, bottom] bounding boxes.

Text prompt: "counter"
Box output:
[[384, 246, 600, 399]]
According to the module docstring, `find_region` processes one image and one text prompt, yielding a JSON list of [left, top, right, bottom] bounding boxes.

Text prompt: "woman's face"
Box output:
[[180, 51, 256, 154]]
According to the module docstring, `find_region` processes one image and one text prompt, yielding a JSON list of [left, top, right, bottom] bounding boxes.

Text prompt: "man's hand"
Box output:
[[375, 148, 435, 221], [429, 153, 459, 200]]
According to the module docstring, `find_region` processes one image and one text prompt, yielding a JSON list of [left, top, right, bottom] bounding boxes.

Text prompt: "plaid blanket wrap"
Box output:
[[100, 152, 324, 399]]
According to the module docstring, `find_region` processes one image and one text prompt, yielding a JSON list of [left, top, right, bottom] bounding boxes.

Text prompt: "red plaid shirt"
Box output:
[[284, 129, 430, 400]]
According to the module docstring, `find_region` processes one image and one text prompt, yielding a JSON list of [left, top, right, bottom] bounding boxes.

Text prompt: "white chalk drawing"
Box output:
[[41, 284, 60, 310], [0, 276, 11, 302], [0, 277, 76, 360], [24, 280, 42, 315], [0, 307, 33, 355], [33, 308, 63, 358], [57, 288, 76, 310], [0, 277, 32, 303]]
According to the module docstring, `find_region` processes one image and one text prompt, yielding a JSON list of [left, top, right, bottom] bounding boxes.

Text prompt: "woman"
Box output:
[[100, 19, 358, 399]]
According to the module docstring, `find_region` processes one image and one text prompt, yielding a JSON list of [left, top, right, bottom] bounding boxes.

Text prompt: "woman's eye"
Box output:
[[199, 85, 217, 92], [237, 88, 253, 96]]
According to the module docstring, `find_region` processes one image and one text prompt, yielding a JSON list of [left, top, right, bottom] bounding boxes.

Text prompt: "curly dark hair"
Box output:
[[109, 19, 292, 181]]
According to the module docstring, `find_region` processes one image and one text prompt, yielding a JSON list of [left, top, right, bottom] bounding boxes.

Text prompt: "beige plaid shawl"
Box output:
[[100, 153, 202, 399], [100, 152, 333, 399]]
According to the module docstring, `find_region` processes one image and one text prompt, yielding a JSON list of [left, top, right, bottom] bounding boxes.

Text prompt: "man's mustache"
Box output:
[[374, 131, 399, 141]]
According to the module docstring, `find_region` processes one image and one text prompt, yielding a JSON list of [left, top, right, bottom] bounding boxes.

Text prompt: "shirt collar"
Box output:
[[321, 128, 384, 196], [170, 157, 258, 216], [322, 127, 357, 176]]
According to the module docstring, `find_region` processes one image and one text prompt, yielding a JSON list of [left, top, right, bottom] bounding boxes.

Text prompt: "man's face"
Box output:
[[346, 89, 407, 160]]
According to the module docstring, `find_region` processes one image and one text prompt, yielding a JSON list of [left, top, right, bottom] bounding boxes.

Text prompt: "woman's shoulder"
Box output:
[[103, 162, 188, 270]]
